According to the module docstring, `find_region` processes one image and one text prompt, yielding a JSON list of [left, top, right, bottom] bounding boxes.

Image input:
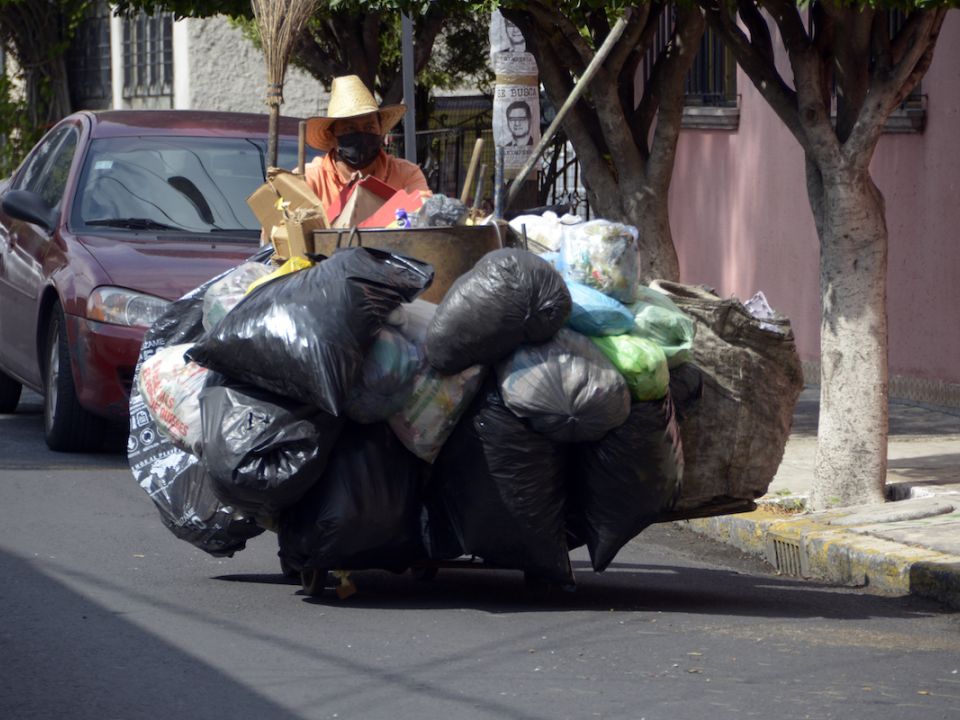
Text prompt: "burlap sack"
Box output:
[[650, 281, 804, 519]]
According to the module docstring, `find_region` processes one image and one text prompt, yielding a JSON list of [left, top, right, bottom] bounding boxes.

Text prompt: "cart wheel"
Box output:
[[301, 569, 329, 597], [279, 558, 299, 579], [411, 566, 438, 582]]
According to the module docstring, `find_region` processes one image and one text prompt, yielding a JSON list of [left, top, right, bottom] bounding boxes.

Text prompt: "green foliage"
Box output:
[[0, 75, 46, 177]]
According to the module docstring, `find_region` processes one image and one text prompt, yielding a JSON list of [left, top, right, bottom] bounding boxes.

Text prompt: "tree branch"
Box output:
[[646, 4, 706, 193], [700, 0, 804, 142]]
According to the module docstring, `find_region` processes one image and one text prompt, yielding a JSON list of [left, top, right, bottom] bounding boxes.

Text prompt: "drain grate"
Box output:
[[766, 535, 806, 576]]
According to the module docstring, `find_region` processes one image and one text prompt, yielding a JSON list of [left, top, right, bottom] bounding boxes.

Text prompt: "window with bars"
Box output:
[[122, 10, 174, 107], [638, 10, 738, 129], [685, 28, 737, 108], [67, 1, 113, 110]]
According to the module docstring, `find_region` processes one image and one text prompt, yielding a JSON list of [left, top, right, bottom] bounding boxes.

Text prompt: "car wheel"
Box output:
[[0, 368, 21, 413], [43, 307, 106, 452]]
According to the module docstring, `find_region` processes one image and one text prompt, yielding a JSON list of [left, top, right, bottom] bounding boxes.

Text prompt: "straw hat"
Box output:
[[305, 75, 407, 151]]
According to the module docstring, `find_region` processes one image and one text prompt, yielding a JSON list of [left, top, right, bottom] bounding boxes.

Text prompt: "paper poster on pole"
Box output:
[[489, 8, 527, 59], [492, 46, 539, 178]]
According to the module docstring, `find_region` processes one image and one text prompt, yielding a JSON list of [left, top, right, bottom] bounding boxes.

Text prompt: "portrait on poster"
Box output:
[[489, 9, 526, 59]]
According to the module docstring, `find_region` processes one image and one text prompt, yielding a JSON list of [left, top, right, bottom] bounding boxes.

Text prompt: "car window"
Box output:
[[13, 126, 74, 197], [34, 128, 80, 208], [70, 135, 322, 233]]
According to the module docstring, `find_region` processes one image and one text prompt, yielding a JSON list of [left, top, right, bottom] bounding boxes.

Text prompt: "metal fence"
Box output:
[[388, 124, 592, 219]]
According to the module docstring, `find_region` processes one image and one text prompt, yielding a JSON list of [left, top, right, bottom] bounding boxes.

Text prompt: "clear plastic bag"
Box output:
[[201, 262, 272, 331], [560, 219, 641, 303]]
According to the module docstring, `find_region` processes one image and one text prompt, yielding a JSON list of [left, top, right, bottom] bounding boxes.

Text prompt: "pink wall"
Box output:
[[668, 12, 960, 386]]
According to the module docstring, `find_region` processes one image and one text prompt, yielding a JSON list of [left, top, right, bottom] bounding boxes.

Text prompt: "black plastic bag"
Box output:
[[410, 194, 468, 227], [128, 251, 273, 557], [426, 248, 571, 374], [198, 376, 343, 517], [496, 328, 631, 442], [570, 394, 684, 572], [278, 422, 427, 573], [430, 382, 573, 584], [187, 247, 434, 416]]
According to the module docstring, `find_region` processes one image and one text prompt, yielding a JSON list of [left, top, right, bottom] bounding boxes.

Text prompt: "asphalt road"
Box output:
[[2, 391, 959, 720]]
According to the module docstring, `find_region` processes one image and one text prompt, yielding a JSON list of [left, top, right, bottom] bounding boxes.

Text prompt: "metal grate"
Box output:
[[767, 535, 805, 576]]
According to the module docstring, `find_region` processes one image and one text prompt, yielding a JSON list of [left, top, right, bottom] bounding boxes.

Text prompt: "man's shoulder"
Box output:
[[385, 154, 421, 172]]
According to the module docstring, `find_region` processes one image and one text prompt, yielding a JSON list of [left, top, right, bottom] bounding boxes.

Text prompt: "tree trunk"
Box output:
[[810, 166, 889, 509]]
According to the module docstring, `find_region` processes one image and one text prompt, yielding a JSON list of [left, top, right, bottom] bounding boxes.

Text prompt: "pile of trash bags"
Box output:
[[129, 221, 711, 591]]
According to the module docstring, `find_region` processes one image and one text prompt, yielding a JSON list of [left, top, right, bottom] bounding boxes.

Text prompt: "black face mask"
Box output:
[[336, 132, 382, 170]]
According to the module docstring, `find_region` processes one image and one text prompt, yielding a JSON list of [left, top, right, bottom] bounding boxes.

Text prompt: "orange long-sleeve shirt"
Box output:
[[303, 150, 430, 219]]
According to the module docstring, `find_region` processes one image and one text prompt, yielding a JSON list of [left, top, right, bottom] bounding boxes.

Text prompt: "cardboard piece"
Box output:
[[246, 168, 330, 259], [329, 175, 397, 228]]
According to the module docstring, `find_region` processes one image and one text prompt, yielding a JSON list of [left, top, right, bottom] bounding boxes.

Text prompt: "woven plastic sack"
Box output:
[[137, 343, 209, 455], [590, 335, 670, 402], [649, 280, 804, 518], [627, 285, 696, 368], [201, 262, 272, 331], [496, 328, 631, 443], [559, 219, 640, 303]]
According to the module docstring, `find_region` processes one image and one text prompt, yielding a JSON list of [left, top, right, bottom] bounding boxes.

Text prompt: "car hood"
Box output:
[[77, 232, 263, 302]]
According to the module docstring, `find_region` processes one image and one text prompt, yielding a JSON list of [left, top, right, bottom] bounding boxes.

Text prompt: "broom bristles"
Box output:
[[252, 0, 318, 100]]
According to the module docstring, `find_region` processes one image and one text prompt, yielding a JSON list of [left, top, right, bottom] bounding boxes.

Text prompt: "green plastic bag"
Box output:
[[627, 286, 696, 368], [590, 335, 669, 401]]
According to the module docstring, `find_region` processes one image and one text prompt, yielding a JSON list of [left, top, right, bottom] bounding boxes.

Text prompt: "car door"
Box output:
[[0, 124, 80, 386]]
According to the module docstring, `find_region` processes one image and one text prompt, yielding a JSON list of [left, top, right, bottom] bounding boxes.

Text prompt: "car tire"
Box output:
[[43, 307, 106, 452], [0, 368, 21, 413]]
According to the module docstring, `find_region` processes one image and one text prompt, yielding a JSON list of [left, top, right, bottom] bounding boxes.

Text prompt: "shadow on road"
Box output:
[[212, 555, 946, 621], [0, 548, 305, 720]]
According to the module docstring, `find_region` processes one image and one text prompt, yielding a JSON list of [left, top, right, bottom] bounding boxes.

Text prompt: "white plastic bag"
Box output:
[[560, 219, 641, 303], [509, 211, 583, 252], [137, 343, 209, 455]]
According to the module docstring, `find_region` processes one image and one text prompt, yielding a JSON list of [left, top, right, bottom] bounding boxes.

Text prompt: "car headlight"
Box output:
[[87, 287, 171, 328]]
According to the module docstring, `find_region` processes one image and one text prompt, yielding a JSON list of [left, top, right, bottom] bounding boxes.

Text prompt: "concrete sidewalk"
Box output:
[[680, 387, 960, 610]]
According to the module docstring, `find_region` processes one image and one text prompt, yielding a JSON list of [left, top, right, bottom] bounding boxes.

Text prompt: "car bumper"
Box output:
[[65, 313, 145, 421]]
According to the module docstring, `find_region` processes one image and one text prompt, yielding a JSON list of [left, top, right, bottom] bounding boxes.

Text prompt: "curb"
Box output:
[[677, 510, 960, 611]]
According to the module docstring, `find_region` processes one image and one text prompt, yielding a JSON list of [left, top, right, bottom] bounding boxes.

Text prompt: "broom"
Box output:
[[251, 0, 318, 169]]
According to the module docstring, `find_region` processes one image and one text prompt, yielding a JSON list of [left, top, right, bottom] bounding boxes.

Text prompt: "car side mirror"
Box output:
[[1, 189, 58, 233]]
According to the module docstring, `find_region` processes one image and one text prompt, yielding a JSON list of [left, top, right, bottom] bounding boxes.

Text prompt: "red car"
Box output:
[[0, 110, 319, 452]]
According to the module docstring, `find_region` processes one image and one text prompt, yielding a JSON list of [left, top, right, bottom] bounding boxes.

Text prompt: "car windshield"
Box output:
[[71, 135, 320, 234]]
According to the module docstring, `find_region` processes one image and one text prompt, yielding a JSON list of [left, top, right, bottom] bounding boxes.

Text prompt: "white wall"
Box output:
[[184, 16, 325, 119]]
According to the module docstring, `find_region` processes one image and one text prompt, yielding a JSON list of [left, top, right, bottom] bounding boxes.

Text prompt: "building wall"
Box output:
[[669, 12, 960, 399], [184, 16, 325, 118]]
